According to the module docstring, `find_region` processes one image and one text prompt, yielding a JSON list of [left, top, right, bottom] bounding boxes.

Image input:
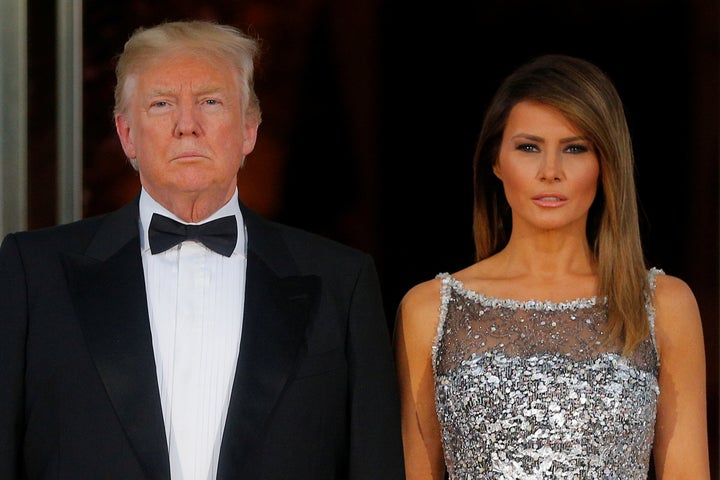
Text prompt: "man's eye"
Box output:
[[204, 99, 219, 105], [151, 101, 168, 108]]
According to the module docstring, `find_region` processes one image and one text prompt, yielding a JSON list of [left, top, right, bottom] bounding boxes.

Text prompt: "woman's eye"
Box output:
[[517, 143, 538, 152], [566, 144, 589, 154]]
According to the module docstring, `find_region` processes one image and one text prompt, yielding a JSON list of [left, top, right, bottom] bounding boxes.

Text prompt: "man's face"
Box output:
[[115, 50, 258, 206]]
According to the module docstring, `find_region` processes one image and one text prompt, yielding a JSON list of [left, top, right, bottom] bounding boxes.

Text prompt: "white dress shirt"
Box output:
[[139, 188, 246, 480]]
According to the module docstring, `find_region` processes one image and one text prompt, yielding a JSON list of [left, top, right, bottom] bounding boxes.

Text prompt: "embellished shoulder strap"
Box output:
[[646, 267, 664, 365], [431, 273, 453, 375]]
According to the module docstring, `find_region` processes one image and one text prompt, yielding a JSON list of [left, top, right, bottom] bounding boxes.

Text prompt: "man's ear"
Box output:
[[115, 113, 136, 159], [241, 116, 260, 156]]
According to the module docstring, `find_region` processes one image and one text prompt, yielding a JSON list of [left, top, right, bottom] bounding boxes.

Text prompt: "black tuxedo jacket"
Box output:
[[0, 198, 405, 479]]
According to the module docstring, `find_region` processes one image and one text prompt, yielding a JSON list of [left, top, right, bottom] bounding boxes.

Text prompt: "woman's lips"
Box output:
[[532, 193, 567, 207]]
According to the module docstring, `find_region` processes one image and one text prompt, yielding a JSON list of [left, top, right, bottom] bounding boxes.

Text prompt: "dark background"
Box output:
[[26, 0, 718, 476]]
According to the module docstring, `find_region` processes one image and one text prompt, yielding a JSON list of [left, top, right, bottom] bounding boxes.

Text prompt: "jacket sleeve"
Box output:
[[346, 254, 406, 480], [0, 234, 27, 478]]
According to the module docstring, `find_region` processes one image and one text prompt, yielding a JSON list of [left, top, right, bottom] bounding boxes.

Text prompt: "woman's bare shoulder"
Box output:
[[399, 276, 444, 320], [653, 273, 700, 323], [652, 271, 703, 354]]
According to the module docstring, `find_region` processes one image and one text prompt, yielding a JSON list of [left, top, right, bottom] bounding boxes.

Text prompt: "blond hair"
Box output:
[[113, 20, 261, 121]]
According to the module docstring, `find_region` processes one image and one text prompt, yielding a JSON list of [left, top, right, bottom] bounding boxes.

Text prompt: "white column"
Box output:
[[0, 0, 28, 236], [56, 0, 83, 223]]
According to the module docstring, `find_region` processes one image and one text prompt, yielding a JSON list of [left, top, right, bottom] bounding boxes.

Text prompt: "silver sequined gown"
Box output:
[[432, 269, 661, 479]]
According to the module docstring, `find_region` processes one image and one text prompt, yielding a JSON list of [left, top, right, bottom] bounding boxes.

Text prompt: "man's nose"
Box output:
[[173, 104, 203, 137]]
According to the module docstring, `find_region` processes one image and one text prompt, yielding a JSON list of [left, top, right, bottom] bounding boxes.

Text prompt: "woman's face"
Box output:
[[494, 100, 599, 234]]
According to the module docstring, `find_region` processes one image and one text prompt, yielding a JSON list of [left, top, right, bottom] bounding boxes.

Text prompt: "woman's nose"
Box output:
[[538, 153, 563, 182]]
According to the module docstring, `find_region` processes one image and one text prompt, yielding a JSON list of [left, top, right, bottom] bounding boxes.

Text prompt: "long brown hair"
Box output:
[[472, 54, 649, 353]]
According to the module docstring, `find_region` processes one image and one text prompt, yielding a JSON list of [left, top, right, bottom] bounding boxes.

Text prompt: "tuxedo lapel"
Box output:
[[217, 206, 319, 478], [64, 201, 170, 480]]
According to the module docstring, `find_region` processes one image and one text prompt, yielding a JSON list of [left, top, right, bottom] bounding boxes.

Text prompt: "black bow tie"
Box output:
[[148, 213, 238, 257]]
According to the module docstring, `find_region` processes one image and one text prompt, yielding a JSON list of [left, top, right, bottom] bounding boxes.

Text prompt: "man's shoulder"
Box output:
[[246, 210, 364, 255], [273, 221, 367, 259], [9, 214, 106, 244], [0, 214, 113, 272], [5, 201, 136, 255]]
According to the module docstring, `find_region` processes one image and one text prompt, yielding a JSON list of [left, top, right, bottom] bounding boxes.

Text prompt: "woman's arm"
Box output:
[[394, 280, 446, 480], [652, 273, 710, 479]]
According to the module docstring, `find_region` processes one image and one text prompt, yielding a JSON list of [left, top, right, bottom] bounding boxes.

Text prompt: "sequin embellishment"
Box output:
[[432, 270, 661, 479]]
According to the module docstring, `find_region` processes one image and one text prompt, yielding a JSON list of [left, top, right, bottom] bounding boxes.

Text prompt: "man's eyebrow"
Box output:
[[145, 86, 225, 97], [194, 86, 224, 95], [145, 88, 176, 98]]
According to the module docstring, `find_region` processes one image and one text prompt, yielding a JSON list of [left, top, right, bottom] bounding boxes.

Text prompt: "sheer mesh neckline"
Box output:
[[437, 273, 604, 311]]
